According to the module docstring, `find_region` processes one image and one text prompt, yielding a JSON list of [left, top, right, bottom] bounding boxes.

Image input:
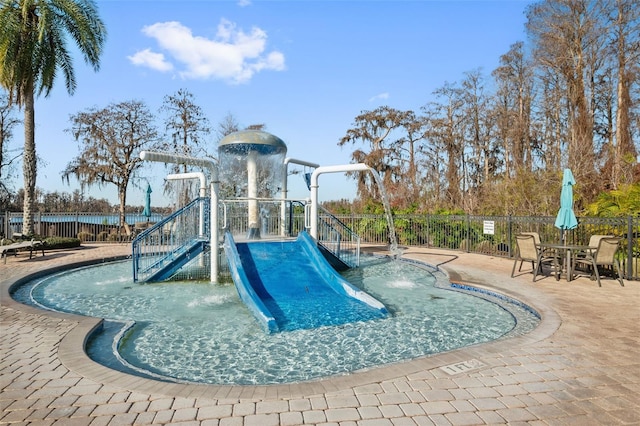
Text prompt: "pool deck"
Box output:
[[1, 243, 638, 425]]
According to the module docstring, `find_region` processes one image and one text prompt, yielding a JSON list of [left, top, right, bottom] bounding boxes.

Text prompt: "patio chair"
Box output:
[[573, 237, 624, 287], [511, 234, 560, 281], [521, 231, 556, 258], [521, 231, 541, 244], [587, 234, 609, 249]]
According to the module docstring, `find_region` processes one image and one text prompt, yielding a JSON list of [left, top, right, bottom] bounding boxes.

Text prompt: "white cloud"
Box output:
[[237, 0, 251, 6], [127, 48, 173, 72], [369, 92, 390, 102], [130, 19, 285, 84]]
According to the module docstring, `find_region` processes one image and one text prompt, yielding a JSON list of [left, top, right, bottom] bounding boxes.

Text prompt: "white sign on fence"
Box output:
[[483, 220, 495, 235]]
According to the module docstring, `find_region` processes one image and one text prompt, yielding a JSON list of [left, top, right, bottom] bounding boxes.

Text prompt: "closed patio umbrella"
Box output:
[[554, 168, 578, 241], [142, 184, 152, 220]]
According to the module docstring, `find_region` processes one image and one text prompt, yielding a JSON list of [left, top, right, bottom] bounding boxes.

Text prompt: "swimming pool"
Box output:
[[12, 256, 539, 385]]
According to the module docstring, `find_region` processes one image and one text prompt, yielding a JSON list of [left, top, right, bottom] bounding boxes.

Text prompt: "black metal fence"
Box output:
[[2, 211, 638, 280], [332, 214, 639, 280], [1, 212, 165, 242]]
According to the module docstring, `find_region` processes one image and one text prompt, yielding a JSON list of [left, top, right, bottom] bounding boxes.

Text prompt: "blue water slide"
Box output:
[[223, 231, 388, 333], [223, 234, 279, 333]]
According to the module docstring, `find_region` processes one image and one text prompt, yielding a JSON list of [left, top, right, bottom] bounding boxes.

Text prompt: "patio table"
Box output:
[[537, 243, 596, 282]]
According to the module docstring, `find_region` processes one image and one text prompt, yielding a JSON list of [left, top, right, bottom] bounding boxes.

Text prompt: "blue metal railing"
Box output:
[[132, 197, 210, 282]]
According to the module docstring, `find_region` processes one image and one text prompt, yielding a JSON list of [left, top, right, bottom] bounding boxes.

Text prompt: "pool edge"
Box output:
[[2, 253, 562, 400]]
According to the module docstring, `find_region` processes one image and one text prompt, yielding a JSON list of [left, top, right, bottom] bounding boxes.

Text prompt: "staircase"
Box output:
[[132, 197, 210, 282]]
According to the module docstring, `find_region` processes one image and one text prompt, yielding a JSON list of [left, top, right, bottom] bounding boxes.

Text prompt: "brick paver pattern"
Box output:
[[1, 243, 639, 425]]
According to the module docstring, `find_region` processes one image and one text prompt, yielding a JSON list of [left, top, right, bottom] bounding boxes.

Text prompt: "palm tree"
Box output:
[[0, 0, 106, 235]]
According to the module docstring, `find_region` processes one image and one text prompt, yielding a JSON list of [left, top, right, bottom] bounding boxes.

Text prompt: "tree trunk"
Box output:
[[22, 82, 36, 236], [613, 0, 636, 187], [118, 186, 127, 238]]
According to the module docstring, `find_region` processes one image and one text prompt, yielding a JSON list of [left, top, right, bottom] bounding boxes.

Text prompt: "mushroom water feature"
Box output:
[[218, 130, 287, 240]]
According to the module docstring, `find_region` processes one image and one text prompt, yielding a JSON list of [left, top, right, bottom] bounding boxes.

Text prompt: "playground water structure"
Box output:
[[12, 255, 540, 385], [134, 130, 400, 331]]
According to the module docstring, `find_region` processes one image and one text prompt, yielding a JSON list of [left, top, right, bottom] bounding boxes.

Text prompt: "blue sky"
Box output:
[[11, 0, 530, 207]]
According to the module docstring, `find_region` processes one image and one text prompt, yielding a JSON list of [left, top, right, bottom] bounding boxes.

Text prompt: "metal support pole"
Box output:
[[211, 181, 219, 283], [281, 158, 319, 237], [166, 172, 207, 237], [310, 163, 371, 239]]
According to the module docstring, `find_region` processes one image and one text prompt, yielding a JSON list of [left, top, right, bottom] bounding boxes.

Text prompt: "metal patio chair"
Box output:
[[511, 234, 560, 281], [573, 237, 624, 287], [521, 231, 541, 244], [587, 234, 609, 250], [521, 231, 556, 258]]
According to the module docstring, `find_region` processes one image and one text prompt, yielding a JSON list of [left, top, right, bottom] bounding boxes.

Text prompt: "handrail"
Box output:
[[317, 205, 361, 268], [132, 197, 210, 282]]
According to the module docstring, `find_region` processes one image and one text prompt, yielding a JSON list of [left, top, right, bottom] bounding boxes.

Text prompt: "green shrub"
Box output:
[[476, 240, 494, 254], [77, 231, 93, 242], [43, 237, 81, 250]]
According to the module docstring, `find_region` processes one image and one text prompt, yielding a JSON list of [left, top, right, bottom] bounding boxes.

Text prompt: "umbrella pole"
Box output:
[[559, 228, 567, 279]]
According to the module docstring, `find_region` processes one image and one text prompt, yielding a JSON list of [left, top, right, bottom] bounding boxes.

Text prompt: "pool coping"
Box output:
[[1, 252, 561, 401]]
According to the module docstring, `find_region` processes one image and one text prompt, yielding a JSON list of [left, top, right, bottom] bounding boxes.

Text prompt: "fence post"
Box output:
[[75, 212, 79, 239], [507, 215, 513, 257], [466, 214, 470, 253], [628, 216, 634, 279]]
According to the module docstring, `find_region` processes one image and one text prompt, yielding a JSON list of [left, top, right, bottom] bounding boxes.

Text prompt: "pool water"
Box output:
[[13, 256, 539, 385]]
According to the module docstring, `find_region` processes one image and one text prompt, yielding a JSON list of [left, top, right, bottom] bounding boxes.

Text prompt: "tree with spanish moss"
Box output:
[[159, 88, 211, 204], [526, 0, 609, 202], [62, 100, 162, 234], [0, 91, 21, 209], [160, 88, 211, 170], [338, 106, 413, 206]]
